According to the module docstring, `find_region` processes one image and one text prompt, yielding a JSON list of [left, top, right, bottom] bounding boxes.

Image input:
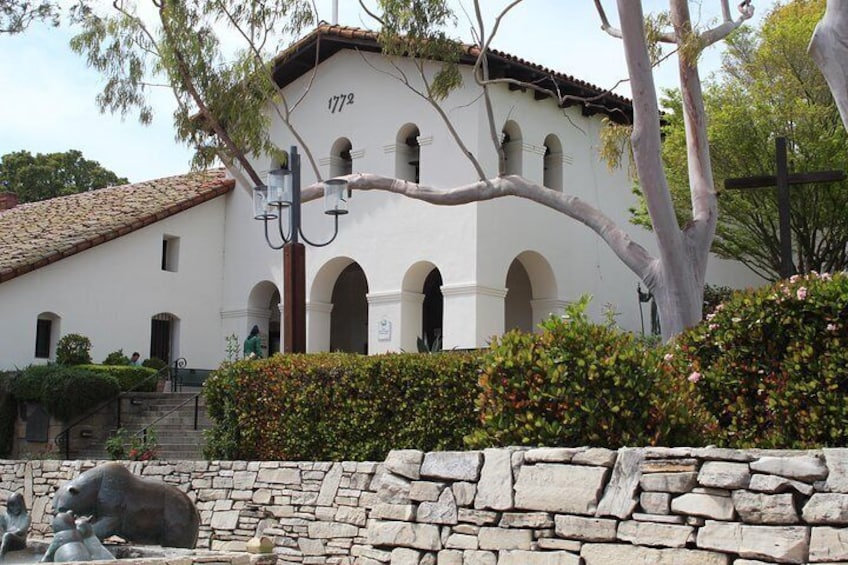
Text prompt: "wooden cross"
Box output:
[[724, 136, 845, 278]]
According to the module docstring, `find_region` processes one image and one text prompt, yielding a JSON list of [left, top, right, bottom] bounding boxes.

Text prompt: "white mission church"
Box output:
[[0, 25, 761, 370]]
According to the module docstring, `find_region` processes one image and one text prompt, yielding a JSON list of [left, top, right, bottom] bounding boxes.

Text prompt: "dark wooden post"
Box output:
[[283, 242, 306, 353]]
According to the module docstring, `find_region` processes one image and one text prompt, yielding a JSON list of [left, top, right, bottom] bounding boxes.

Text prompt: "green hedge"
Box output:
[[203, 352, 483, 461], [77, 365, 158, 392], [8, 365, 121, 422], [670, 272, 848, 448]]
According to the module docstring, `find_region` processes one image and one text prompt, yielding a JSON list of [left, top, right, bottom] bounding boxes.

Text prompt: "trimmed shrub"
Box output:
[[77, 365, 158, 392], [466, 298, 703, 449], [102, 350, 130, 366], [204, 352, 482, 461], [9, 365, 120, 422], [671, 272, 848, 448], [56, 334, 92, 366], [142, 357, 167, 371]]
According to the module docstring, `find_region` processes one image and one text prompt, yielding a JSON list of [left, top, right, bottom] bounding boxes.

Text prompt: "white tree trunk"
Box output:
[[810, 0, 848, 132]]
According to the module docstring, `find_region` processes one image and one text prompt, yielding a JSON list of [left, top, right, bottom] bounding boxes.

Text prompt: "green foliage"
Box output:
[[55, 333, 92, 366], [703, 284, 735, 316], [660, 0, 848, 280], [377, 0, 462, 101], [467, 297, 702, 449], [416, 334, 442, 353], [70, 0, 314, 174], [141, 357, 167, 371], [670, 272, 848, 448], [204, 352, 482, 461], [77, 365, 157, 392], [0, 149, 127, 203], [105, 427, 158, 461], [1, 0, 58, 34], [8, 365, 120, 422], [102, 349, 130, 366], [0, 372, 18, 457]]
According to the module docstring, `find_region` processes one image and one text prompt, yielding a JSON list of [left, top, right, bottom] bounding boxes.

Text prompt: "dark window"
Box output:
[[422, 269, 443, 346], [161, 236, 180, 272], [35, 319, 52, 358]]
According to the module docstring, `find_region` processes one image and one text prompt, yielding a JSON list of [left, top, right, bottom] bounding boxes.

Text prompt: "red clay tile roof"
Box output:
[[0, 169, 234, 284], [272, 24, 633, 124]]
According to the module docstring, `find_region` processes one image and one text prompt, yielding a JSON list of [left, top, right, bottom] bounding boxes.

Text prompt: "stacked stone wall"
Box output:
[[3, 447, 848, 564]]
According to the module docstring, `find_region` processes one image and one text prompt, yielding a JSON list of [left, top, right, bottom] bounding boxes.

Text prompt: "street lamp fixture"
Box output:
[[252, 145, 351, 353], [253, 146, 349, 249]]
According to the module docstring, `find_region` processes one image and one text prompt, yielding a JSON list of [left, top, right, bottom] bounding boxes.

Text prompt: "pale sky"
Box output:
[[0, 0, 778, 183]]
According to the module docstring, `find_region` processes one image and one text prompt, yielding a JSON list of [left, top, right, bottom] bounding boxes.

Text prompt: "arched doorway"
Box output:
[[504, 251, 559, 333], [248, 281, 281, 356], [330, 263, 369, 353], [150, 312, 179, 363], [505, 261, 533, 333], [421, 268, 443, 349], [502, 120, 523, 175]]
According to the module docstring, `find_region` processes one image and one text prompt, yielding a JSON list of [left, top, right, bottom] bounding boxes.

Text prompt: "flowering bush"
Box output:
[[670, 272, 848, 448], [105, 427, 158, 461], [467, 297, 703, 449]]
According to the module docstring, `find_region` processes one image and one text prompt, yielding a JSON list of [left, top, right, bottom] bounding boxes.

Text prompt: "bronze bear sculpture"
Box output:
[[53, 463, 199, 549]]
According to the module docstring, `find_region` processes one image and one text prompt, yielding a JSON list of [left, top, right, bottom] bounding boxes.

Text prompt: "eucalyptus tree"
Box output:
[[1, 0, 57, 33], [660, 0, 848, 280], [72, 1, 759, 340]]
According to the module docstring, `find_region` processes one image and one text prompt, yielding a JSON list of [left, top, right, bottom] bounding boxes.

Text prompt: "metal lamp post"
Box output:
[[253, 145, 349, 352]]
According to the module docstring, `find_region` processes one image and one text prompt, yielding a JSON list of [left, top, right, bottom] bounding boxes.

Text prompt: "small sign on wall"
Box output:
[[378, 318, 392, 342]]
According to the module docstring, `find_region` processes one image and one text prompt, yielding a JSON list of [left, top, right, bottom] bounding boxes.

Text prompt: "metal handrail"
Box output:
[[130, 391, 204, 446], [55, 358, 187, 459]]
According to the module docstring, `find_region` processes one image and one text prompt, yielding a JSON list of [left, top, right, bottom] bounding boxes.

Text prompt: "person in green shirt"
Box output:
[[243, 325, 263, 359]]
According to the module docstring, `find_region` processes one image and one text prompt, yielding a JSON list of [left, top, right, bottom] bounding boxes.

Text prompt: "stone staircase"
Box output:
[[72, 391, 212, 461]]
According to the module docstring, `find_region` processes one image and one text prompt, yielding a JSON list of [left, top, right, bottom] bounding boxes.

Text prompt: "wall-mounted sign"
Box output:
[[378, 318, 391, 341]]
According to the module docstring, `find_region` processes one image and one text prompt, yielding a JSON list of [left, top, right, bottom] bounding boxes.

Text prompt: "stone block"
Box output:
[[498, 550, 579, 565], [554, 515, 617, 542], [809, 526, 848, 562], [514, 463, 607, 514], [537, 538, 582, 552], [444, 534, 477, 550], [451, 483, 476, 507], [696, 521, 809, 564], [824, 448, 848, 493], [640, 472, 698, 493], [671, 492, 735, 520], [386, 450, 424, 480], [617, 519, 693, 548], [299, 538, 327, 556], [596, 447, 643, 518], [367, 521, 441, 551], [640, 492, 671, 514], [750, 455, 828, 481], [211, 510, 240, 530], [474, 448, 513, 511], [581, 543, 729, 565], [477, 527, 531, 550], [391, 548, 421, 565], [523, 447, 581, 463], [631, 513, 684, 524], [417, 487, 457, 525], [461, 550, 495, 565], [456, 509, 498, 525], [373, 472, 412, 504], [572, 448, 617, 467], [698, 461, 751, 489], [372, 504, 417, 521], [420, 452, 482, 482], [732, 491, 798, 524], [308, 521, 360, 539], [499, 511, 552, 528], [410, 482, 444, 502], [318, 463, 343, 506], [436, 550, 462, 565], [641, 459, 699, 473], [803, 493, 848, 523], [748, 474, 813, 496], [257, 468, 301, 485]]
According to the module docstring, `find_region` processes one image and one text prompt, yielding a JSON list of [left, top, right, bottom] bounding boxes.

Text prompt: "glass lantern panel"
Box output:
[[253, 186, 278, 220], [267, 169, 292, 206], [324, 179, 349, 216]]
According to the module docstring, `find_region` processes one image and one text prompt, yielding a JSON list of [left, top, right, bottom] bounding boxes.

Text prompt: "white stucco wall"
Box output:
[[0, 198, 227, 370]]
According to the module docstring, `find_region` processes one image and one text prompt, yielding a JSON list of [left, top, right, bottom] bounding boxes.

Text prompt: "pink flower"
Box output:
[[797, 287, 808, 300], [709, 323, 718, 331], [663, 353, 674, 362], [827, 323, 838, 332], [790, 274, 800, 283], [688, 371, 702, 384]]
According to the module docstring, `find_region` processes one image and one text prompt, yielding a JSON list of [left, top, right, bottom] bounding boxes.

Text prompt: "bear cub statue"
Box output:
[[53, 462, 199, 549]]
